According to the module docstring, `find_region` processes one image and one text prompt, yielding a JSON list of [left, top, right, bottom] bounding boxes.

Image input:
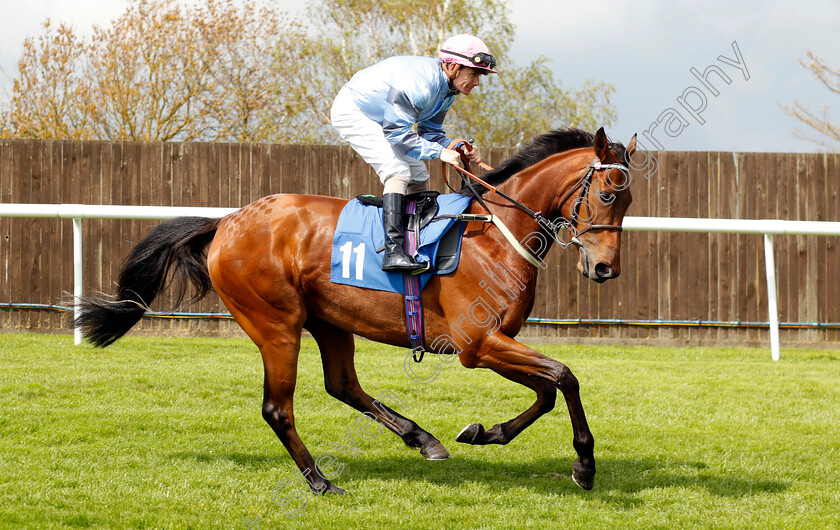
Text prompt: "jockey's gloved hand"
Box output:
[[440, 148, 464, 168], [464, 145, 481, 164]]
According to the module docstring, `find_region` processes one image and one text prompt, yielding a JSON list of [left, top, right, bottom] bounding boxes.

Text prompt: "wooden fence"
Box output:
[[1, 139, 838, 347]]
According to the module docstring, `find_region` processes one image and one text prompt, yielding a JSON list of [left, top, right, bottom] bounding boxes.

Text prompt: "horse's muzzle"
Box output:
[[593, 262, 619, 282], [575, 242, 620, 283]]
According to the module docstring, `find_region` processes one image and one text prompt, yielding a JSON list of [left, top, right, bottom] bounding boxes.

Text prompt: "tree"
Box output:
[[449, 59, 616, 147], [83, 0, 212, 141], [2, 0, 615, 146], [782, 51, 840, 151], [6, 20, 91, 139], [4, 0, 310, 142], [295, 0, 517, 142], [193, 0, 311, 142], [299, 0, 614, 146]]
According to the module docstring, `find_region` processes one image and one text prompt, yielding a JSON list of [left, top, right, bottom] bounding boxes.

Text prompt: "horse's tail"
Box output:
[[75, 216, 221, 347]]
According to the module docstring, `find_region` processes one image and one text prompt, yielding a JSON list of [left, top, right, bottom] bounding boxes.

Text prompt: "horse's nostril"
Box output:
[[595, 263, 614, 279]]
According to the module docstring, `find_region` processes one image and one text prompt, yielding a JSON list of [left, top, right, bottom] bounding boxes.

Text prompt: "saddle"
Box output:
[[330, 191, 472, 358], [356, 191, 462, 272]]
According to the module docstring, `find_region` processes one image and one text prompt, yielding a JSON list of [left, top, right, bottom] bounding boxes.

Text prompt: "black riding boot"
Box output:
[[381, 193, 429, 273]]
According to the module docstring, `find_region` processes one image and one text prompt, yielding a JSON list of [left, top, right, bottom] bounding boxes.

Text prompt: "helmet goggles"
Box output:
[[440, 49, 497, 71]]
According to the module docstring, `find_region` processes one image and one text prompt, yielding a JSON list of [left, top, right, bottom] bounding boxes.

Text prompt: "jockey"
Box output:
[[331, 34, 498, 273]]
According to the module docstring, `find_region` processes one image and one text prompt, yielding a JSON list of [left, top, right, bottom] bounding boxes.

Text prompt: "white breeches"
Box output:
[[331, 87, 431, 188]]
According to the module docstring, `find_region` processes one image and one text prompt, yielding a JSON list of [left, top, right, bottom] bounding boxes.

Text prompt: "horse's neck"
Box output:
[[483, 151, 589, 261]]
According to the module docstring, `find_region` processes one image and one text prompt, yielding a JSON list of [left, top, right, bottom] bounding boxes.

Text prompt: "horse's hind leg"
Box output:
[[216, 290, 345, 495], [259, 332, 347, 494], [457, 335, 596, 490], [306, 317, 450, 461]]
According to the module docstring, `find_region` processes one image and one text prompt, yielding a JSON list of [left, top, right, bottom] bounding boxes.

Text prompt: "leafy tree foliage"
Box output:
[[450, 59, 615, 147], [2, 0, 615, 147], [5, 0, 309, 142]]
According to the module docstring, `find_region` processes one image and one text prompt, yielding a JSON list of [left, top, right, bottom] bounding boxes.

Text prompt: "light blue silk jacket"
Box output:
[[342, 56, 457, 160]]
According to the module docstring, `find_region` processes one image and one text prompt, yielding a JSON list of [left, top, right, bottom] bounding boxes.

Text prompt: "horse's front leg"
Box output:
[[455, 372, 556, 445], [456, 334, 596, 490]]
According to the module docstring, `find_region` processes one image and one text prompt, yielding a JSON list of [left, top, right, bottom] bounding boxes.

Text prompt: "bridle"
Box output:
[[444, 144, 630, 248], [552, 158, 629, 245]]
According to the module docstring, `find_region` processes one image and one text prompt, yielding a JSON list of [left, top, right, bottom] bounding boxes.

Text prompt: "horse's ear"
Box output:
[[594, 127, 609, 161], [626, 134, 637, 158]]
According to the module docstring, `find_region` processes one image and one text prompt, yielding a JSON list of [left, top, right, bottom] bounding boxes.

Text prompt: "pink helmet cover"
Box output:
[[439, 34, 497, 73]]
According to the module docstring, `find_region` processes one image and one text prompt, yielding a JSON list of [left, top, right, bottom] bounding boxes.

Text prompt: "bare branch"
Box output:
[[784, 50, 840, 151]]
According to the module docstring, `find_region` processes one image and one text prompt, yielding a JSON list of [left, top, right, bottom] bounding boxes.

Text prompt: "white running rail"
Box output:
[[3, 204, 840, 360]]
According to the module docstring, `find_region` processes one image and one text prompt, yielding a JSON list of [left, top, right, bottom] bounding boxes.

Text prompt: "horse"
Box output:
[[76, 127, 636, 494]]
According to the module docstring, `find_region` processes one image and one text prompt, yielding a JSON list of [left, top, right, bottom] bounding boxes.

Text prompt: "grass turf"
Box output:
[[1, 333, 838, 528]]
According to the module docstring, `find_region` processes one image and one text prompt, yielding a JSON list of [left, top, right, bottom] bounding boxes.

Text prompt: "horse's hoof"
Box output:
[[323, 482, 346, 495], [572, 461, 595, 490], [455, 423, 485, 444], [420, 440, 450, 460]]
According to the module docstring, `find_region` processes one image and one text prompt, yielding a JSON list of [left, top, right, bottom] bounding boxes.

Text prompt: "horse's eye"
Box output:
[[599, 192, 615, 204]]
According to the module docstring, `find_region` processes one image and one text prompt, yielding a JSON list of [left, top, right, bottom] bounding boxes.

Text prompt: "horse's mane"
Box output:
[[462, 128, 626, 196]]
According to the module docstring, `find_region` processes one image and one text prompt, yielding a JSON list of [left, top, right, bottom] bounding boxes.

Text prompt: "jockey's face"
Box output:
[[448, 65, 485, 96]]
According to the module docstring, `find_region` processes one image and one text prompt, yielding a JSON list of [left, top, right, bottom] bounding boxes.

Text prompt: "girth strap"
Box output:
[[402, 198, 426, 361]]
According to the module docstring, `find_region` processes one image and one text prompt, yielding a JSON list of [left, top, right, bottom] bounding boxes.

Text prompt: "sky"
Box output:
[[1, 0, 839, 153]]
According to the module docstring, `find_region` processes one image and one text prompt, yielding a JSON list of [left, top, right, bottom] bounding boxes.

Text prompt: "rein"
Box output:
[[442, 140, 629, 258]]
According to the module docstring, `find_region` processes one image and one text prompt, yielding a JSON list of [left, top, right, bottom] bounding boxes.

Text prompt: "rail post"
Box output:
[[73, 218, 83, 346], [763, 234, 780, 361]]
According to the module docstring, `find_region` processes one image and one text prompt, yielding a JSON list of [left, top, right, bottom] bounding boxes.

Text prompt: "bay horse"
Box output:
[[76, 127, 636, 494]]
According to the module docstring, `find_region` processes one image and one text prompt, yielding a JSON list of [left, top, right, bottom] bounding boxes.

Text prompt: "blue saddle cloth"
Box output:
[[330, 193, 472, 294]]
